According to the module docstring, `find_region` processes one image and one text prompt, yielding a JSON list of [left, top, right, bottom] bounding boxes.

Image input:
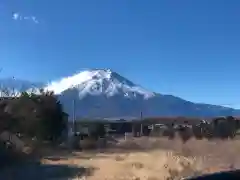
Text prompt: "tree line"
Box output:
[[148, 116, 240, 142], [0, 89, 68, 142]]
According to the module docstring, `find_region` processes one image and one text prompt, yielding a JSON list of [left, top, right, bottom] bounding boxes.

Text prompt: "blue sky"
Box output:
[[0, 0, 240, 107]]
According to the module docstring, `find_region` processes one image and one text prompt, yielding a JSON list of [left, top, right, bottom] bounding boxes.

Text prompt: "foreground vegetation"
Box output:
[[0, 89, 69, 167], [0, 90, 68, 141], [20, 136, 239, 180]]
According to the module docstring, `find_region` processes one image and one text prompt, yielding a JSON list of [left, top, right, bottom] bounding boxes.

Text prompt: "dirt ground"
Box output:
[[40, 137, 240, 180], [2, 137, 240, 180]]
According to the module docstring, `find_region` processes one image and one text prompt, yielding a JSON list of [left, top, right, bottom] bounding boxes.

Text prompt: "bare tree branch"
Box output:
[[0, 76, 20, 98]]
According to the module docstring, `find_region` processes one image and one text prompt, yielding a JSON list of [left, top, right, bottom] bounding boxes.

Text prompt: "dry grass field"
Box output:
[[34, 137, 240, 180], [1, 136, 240, 179]]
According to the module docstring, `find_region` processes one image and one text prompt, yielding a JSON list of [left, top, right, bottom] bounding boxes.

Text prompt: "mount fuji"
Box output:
[[1, 69, 240, 119]]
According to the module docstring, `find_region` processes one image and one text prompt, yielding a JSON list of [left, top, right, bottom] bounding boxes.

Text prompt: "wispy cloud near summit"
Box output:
[[12, 12, 39, 24]]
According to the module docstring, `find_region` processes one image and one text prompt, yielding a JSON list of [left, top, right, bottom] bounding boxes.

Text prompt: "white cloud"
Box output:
[[12, 12, 39, 24]]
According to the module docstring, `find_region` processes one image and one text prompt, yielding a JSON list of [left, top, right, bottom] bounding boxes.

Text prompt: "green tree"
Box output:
[[33, 91, 68, 142], [2, 90, 68, 142]]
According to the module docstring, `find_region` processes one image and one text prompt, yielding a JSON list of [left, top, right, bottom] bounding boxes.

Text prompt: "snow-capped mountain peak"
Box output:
[[44, 69, 155, 99], [1, 70, 240, 118]]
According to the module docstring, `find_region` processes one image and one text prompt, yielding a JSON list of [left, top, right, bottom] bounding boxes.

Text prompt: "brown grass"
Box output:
[[36, 137, 240, 179], [2, 136, 240, 179]]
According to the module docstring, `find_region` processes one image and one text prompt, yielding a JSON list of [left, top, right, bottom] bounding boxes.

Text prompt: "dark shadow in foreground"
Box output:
[[0, 162, 96, 180], [185, 169, 240, 180]]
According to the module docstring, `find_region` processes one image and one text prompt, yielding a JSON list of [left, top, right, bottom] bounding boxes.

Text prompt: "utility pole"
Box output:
[[140, 111, 143, 136], [72, 99, 76, 135]]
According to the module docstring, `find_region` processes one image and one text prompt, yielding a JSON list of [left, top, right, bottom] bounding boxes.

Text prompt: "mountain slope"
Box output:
[[0, 78, 43, 90], [1, 69, 240, 119], [45, 69, 240, 119], [45, 69, 155, 99], [0, 78, 43, 97]]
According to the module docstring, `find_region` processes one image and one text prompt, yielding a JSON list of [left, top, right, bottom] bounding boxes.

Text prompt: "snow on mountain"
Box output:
[[1, 69, 240, 119], [44, 69, 155, 99], [0, 78, 43, 91]]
